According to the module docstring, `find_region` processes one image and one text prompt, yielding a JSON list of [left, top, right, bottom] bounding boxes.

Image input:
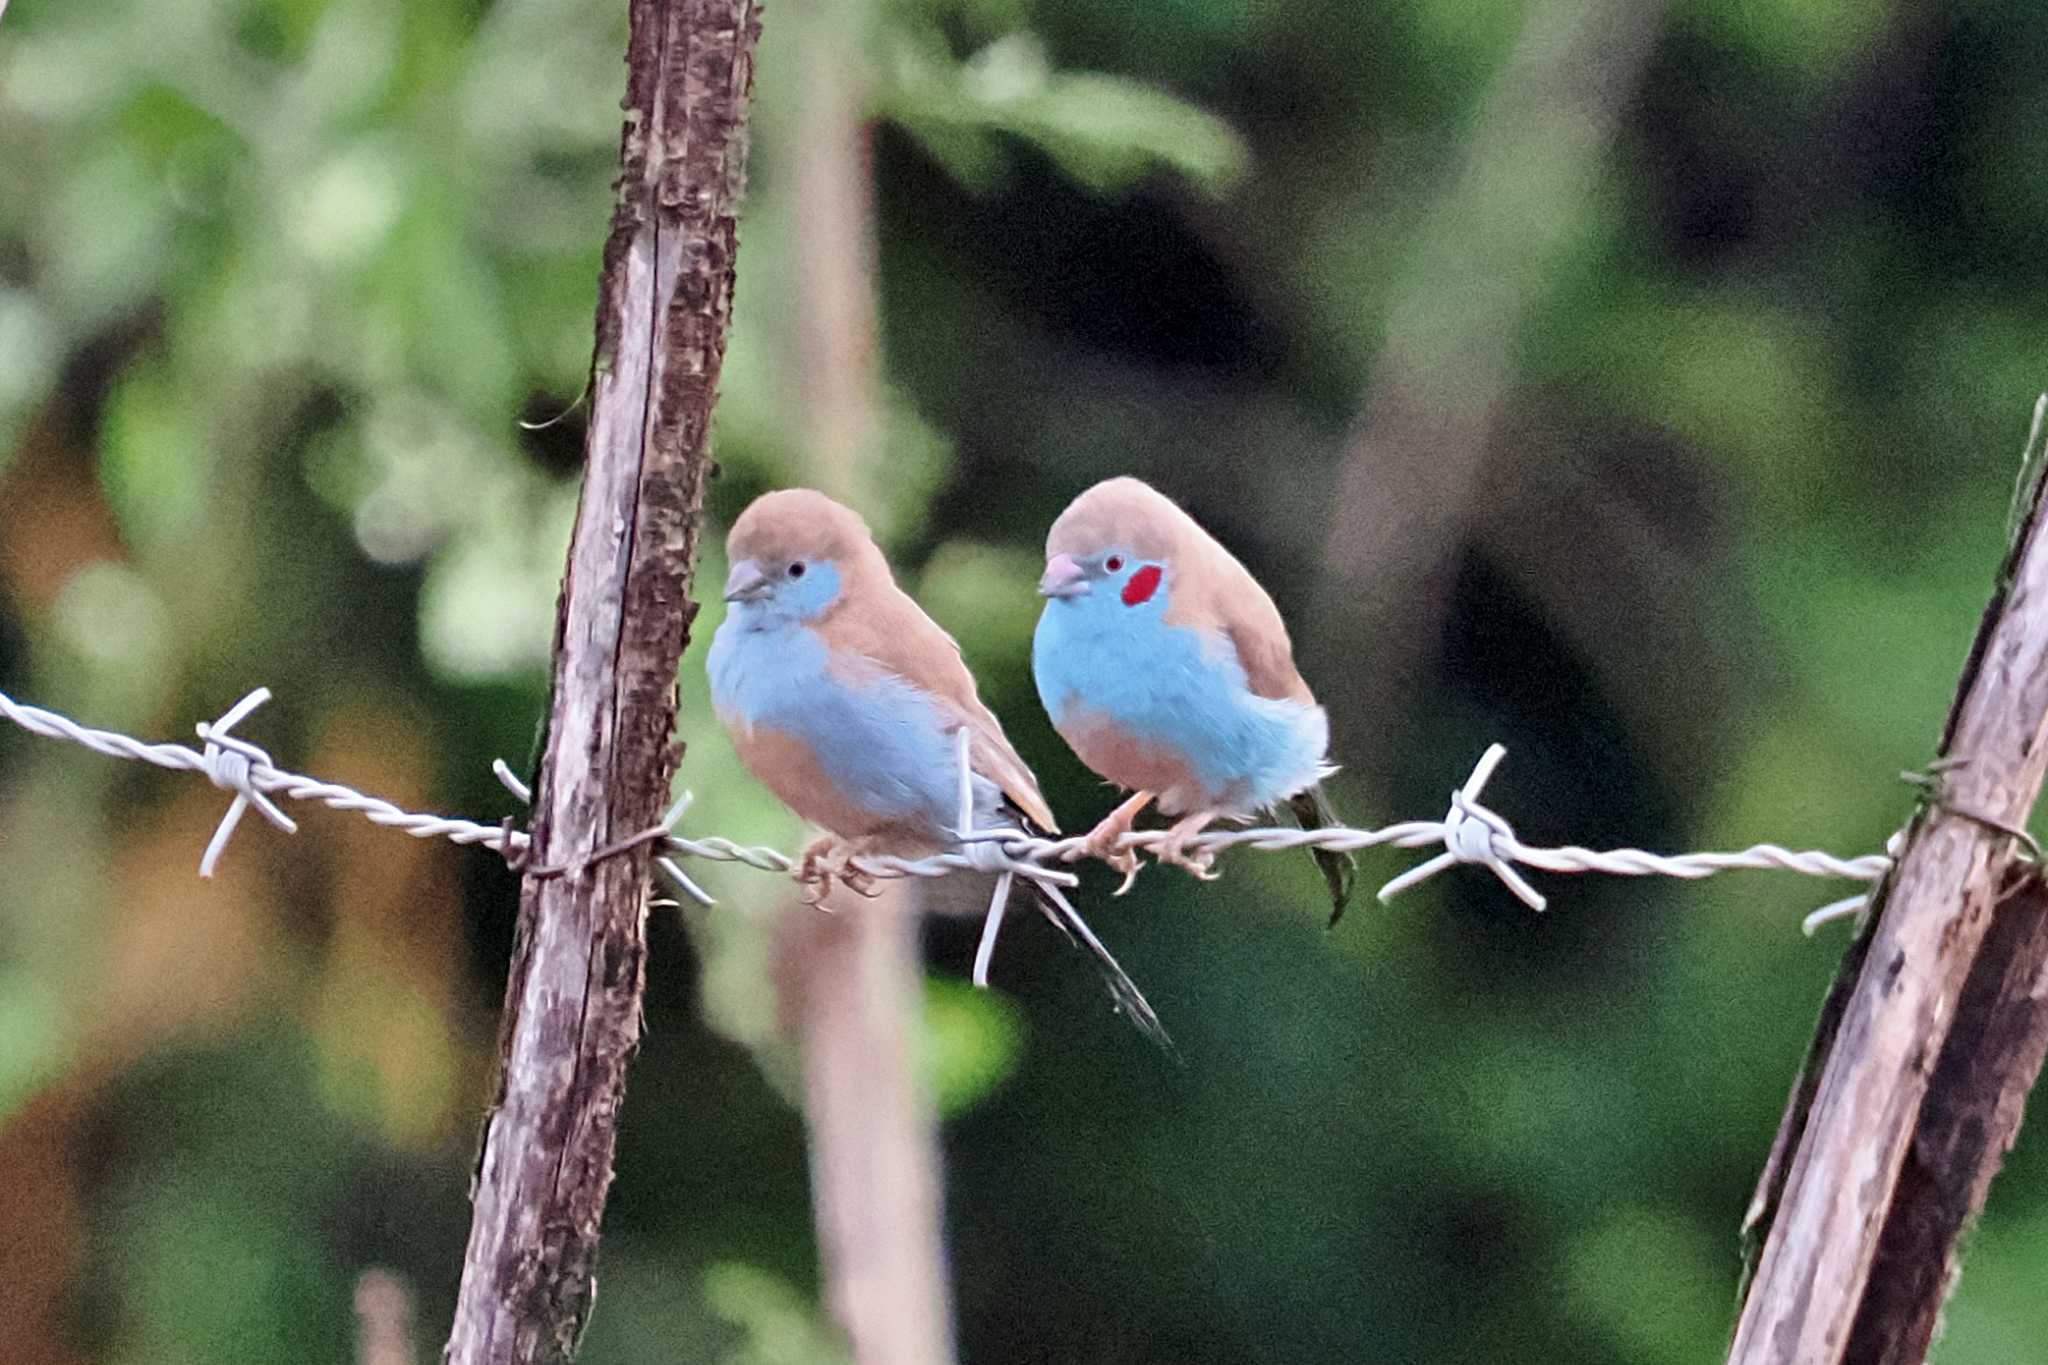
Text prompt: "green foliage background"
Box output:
[[5, 0, 2048, 1361]]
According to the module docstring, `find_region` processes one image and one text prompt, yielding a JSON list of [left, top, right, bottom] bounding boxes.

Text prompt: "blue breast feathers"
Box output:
[[1032, 570, 1327, 815], [709, 612, 995, 842]]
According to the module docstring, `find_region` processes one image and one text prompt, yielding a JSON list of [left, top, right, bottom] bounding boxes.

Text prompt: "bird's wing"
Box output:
[[1179, 539, 1315, 704], [821, 584, 1060, 833]]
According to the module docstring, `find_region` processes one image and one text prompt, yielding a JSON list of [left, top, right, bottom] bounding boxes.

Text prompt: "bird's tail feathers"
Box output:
[[1286, 783, 1358, 927], [998, 798, 1172, 1052], [1023, 879, 1175, 1054]]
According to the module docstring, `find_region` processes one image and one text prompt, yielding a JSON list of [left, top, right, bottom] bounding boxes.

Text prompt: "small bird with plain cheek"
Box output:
[[1032, 477, 1357, 924], [706, 488, 1168, 1044]]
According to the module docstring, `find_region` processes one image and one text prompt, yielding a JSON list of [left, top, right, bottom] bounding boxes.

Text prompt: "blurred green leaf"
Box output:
[[0, 288, 59, 475], [0, 977, 67, 1126], [1687, 0, 1888, 74], [100, 363, 211, 557], [881, 32, 1248, 196], [915, 539, 1043, 666], [921, 977, 1024, 1117], [703, 1262, 850, 1365], [48, 562, 175, 724], [119, 1186, 349, 1365], [418, 478, 576, 682], [1560, 1206, 1730, 1364]]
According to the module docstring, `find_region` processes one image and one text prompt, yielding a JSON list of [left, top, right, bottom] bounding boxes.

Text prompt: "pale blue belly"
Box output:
[[1033, 603, 1321, 811], [709, 619, 962, 835]]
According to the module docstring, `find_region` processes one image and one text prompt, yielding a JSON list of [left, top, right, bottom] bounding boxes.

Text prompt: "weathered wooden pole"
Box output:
[[443, 2, 761, 1360], [1730, 399, 2048, 1364]]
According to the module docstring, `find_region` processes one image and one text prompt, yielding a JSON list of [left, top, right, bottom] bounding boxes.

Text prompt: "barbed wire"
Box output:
[[0, 685, 1895, 977]]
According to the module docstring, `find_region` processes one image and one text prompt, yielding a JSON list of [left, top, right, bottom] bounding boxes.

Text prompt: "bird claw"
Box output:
[[1078, 792, 1155, 894], [797, 836, 879, 904], [1155, 811, 1223, 881], [1079, 826, 1143, 894], [1157, 839, 1221, 880]]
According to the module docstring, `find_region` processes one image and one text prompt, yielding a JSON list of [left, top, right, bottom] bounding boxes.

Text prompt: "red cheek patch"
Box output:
[[1122, 564, 1163, 606]]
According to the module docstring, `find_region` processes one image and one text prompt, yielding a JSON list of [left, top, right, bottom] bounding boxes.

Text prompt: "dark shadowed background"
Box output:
[[5, 0, 2048, 1361]]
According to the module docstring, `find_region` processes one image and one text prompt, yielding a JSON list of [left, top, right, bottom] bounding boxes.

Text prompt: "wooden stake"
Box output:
[[1731, 398, 2048, 1364], [443, 3, 761, 1360]]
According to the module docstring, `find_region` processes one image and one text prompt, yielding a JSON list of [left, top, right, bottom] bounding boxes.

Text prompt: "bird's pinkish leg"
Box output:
[[1156, 809, 1224, 881], [796, 834, 881, 904], [797, 834, 842, 904], [1081, 791, 1154, 894]]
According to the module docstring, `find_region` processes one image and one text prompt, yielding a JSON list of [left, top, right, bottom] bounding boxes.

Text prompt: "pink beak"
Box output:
[[1039, 553, 1088, 598], [723, 559, 772, 603]]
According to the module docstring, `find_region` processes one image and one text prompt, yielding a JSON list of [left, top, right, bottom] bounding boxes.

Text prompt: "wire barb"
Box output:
[[1375, 744, 1546, 909], [193, 688, 299, 877], [939, 725, 1075, 987]]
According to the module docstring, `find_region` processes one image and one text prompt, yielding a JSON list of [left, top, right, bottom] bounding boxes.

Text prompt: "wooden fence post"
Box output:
[[1730, 399, 2048, 1364], [442, 2, 761, 1360]]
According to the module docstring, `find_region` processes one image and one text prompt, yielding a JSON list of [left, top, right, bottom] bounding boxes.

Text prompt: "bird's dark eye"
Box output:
[[1105, 555, 1125, 573], [787, 562, 806, 578]]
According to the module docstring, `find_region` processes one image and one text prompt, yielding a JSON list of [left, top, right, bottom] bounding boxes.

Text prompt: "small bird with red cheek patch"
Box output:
[[707, 488, 1167, 1042], [1031, 477, 1357, 923]]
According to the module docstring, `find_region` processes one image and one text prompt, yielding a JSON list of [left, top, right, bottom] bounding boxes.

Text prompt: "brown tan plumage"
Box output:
[[708, 488, 1168, 1042], [724, 489, 1056, 837], [1035, 477, 1357, 922]]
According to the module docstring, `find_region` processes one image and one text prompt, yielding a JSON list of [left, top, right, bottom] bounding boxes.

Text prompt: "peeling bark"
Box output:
[[442, 3, 762, 1361], [1729, 413, 2048, 1364]]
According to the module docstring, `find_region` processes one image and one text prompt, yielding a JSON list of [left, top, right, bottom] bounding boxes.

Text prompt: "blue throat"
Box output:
[[708, 564, 971, 837], [1032, 565, 1321, 811]]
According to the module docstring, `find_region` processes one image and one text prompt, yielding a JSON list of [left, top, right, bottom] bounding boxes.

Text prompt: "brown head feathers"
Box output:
[[720, 486, 1059, 830], [1045, 476, 1313, 705], [1044, 477, 1198, 564], [728, 488, 890, 585]]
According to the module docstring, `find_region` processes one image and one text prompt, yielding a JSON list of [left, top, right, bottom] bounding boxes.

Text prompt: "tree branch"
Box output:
[[779, 903, 956, 1365], [442, 2, 761, 1361], [355, 1270, 417, 1365], [1729, 402, 2048, 1363]]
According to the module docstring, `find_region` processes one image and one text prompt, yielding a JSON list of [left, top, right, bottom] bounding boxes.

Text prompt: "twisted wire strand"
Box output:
[[0, 687, 1891, 930]]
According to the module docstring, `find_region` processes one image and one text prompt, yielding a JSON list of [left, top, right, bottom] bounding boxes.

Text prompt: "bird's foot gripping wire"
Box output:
[[1154, 809, 1223, 881], [1077, 791, 1154, 894], [796, 835, 879, 904]]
